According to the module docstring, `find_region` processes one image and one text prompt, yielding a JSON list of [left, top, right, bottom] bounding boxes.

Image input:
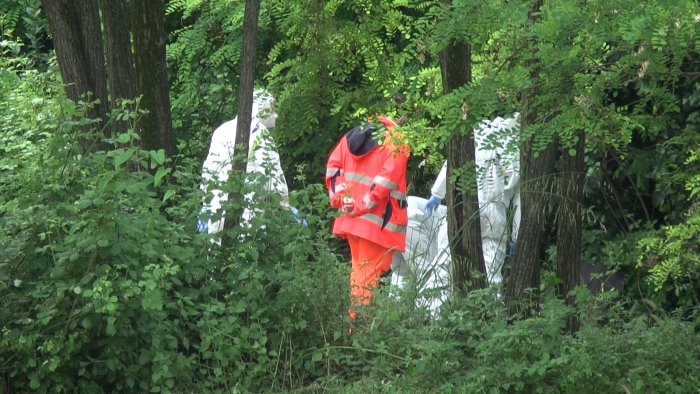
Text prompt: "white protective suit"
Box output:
[[199, 90, 289, 234], [391, 114, 520, 312], [390, 196, 450, 313]]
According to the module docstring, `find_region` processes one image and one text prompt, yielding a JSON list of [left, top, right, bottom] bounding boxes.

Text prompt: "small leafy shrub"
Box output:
[[637, 211, 700, 313]]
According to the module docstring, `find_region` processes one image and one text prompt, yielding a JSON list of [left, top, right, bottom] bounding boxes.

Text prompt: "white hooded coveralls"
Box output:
[[391, 114, 521, 313], [429, 115, 521, 285], [199, 90, 289, 234]]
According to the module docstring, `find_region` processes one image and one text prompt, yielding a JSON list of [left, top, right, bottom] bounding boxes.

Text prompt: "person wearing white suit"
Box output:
[[391, 114, 521, 313], [199, 90, 302, 235]]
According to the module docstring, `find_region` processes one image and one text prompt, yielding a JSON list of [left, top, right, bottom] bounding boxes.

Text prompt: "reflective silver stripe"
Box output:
[[363, 193, 377, 209], [326, 168, 343, 177], [347, 172, 402, 193], [358, 213, 406, 234], [345, 172, 406, 202], [390, 191, 406, 200], [345, 172, 373, 185], [373, 175, 397, 190], [330, 183, 347, 199]]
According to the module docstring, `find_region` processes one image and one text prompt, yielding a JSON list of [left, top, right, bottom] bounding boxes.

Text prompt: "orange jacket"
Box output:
[[326, 116, 409, 251]]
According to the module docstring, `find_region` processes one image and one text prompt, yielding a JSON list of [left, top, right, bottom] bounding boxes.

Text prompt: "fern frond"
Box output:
[[0, 0, 23, 34]]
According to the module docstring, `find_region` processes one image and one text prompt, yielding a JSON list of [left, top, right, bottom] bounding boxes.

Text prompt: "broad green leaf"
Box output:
[[114, 148, 135, 167], [116, 132, 131, 144], [142, 291, 164, 311], [154, 167, 169, 186], [150, 149, 166, 166]]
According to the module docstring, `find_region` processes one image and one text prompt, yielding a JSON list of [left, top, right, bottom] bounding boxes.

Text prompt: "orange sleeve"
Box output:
[[325, 138, 349, 209]]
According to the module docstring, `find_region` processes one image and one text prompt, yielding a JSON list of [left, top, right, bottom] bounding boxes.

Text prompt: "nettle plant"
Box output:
[[2, 94, 202, 390]]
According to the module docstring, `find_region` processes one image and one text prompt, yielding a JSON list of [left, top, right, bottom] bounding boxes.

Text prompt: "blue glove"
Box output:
[[196, 208, 209, 233], [290, 206, 308, 226], [423, 195, 442, 218]]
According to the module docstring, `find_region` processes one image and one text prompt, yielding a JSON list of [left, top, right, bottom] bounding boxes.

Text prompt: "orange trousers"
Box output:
[[346, 234, 394, 319]]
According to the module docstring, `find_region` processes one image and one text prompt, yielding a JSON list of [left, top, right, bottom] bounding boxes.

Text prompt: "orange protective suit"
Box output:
[[325, 116, 409, 317]]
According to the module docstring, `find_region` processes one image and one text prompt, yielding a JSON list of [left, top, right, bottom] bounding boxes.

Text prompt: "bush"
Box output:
[[0, 73, 351, 391]]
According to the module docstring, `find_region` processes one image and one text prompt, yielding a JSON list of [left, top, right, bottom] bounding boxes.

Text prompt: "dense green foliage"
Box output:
[[2, 0, 700, 392]]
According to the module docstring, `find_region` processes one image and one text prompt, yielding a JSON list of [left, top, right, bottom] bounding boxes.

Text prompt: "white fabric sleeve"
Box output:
[[200, 119, 238, 234], [201, 119, 237, 186], [247, 124, 290, 206], [200, 119, 237, 215], [430, 161, 448, 199]]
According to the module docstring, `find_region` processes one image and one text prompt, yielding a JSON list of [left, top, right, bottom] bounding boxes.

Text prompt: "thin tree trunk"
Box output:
[[556, 130, 585, 333], [132, 0, 176, 157], [99, 0, 136, 135], [223, 0, 260, 236], [233, 0, 260, 171], [439, 38, 487, 294]]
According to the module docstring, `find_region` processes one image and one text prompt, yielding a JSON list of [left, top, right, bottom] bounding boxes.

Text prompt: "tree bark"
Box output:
[[439, 39, 487, 294], [233, 0, 261, 169], [505, 109, 558, 309], [132, 0, 176, 157], [42, 0, 109, 144], [99, 0, 136, 135], [504, 0, 559, 312], [556, 130, 585, 333], [223, 0, 260, 236]]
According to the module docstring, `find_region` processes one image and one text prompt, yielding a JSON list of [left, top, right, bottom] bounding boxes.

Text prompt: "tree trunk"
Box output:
[[132, 0, 176, 157], [504, 0, 559, 312], [233, 0, 260, 172], [505, 108, 558, 309], [223, 0, 260, 236], [439, 39, 487, 294], [99, 0, 136, 135], [42, 0, 109, 145], [556, 130, 585, 333]]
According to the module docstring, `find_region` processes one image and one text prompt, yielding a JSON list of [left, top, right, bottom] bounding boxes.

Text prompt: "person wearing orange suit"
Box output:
[[325, 115, 409, 319]]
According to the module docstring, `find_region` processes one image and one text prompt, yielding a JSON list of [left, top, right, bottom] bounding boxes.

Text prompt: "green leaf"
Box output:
[[150, 149, 166, 166], [154, 167, 169, 186], [142, 291, 164, 311], [29, 373, 40, 390], [116, 132, 131, 144], [114, 148, 135, 167], [106, 316, 117, 336], [283, 243, 295, 256], [162, 189, 175, 202], [98, 172, 115, 191]]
